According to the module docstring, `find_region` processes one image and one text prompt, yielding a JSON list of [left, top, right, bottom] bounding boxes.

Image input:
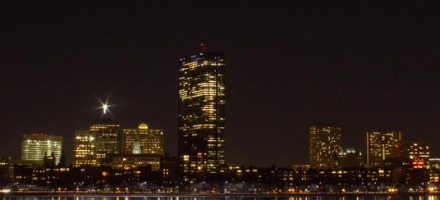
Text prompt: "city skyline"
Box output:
[[16, 102, 435, 167], [2, 1, 440, 168], [4, 58, 439, 167]]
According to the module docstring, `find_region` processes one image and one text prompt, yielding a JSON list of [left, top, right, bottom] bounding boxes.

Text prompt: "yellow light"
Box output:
[[0, 189, 10, 193], [388, 187, 397, 193]]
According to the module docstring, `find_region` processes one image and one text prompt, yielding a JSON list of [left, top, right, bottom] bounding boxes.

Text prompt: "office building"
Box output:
[[104, 154, 162, 171], [337, 148, 365, 168], [0, 156, 13, 186], [73, 130, 97, 167], [366, 131, 402, 167], [123, 123, 164, 155], [178, 49, 226, 183], [309, 125, 342, 168], [21, 133, 63, 165], [430, 158, 440, 169], [403, 139, 430, 169], [91, 115, 121, 162]]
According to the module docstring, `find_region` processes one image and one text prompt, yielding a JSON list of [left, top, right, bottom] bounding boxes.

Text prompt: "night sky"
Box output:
[[1, 1, 440, 167]]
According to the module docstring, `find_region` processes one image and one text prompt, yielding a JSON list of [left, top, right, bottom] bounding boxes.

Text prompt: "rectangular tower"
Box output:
[[123, 123, 164, 155], [22, 133, 63, 165], [178, 51, 226, 183], [90, 116, 121, 163], [309, 125, 342, 168], [73, 130, 97, 167], [366, 131, 402, 167]]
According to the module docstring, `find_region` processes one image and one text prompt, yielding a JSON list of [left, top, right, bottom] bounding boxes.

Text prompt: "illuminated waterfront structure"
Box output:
[[403, 139, 430, 169], [91, 114, 121, 163], [309, 125, 342, 168], [366, 131, 402, 167], [430, 158, 440, 183], [0, 156, 13, 186], [178, 49, 226, 183], [73, 130, 97, 167], [123, 123, 164, 155], [104, 154, 162, 171], [291, 164, 311, 169], [21, 133, 63, 165]]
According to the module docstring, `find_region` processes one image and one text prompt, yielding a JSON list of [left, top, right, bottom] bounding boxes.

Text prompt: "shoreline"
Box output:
[[1, 192, 440, 197]]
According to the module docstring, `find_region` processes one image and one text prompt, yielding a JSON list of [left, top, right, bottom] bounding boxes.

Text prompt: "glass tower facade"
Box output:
[[21, 133, 63, 165], [178, 51, 226, 183], [309, 125, 342, 168]]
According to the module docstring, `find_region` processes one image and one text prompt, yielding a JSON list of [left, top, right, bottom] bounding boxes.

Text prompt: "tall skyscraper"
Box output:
[[91, 114, 121, 162], [21, 133, 63, 165], [366, 131, 402, 167], [123, 123, 164, 155], [309, 125, 342, 168], [178, 48, 226, 183], [73, 130, 97, 167]]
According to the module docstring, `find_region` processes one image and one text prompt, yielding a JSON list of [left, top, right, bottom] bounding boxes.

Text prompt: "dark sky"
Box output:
[[1, 1, 440, 167]]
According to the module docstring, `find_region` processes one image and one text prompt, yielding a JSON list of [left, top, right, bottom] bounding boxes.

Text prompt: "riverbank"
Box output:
[[1, 191, 439, 197]]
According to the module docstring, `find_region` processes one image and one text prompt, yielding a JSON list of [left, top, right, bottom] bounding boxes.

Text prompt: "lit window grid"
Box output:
[[22, 134, 63, 165], [404, 140, 430, 168], [178, 53, 226, 181], [110, 156, 161, 171], [73, 130, 97, 167], [90, 123, 121, 161], [123, 128, 164, 155], [366, 131, 401, 166], [309, 125, 342, 168]]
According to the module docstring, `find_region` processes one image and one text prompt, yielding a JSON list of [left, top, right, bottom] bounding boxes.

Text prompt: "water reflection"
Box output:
[[2, 196, 440, 200]]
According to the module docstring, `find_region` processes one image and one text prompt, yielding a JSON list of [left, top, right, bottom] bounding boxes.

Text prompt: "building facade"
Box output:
[[21, 133, 63, 165], [309, 125, 342, 168], [104, 154, 162, 171], [0, 156, 14, 186], [123, 123, 164, 155], [403, 139, 430, 169], [337, 148, 365, 168], [366, 131, 402, 167], [73, 130, 97, 167], [178, 51, 226, 183], [91, 116, 121, 163]]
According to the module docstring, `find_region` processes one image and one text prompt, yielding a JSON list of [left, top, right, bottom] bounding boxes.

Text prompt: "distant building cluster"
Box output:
[[73, 118, 164, 170], [308, 125, 430, 170], [0, 47, 438, 194]]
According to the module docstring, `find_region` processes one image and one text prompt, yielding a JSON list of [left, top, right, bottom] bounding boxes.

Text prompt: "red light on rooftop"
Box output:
[[200, 43, 207, 51]]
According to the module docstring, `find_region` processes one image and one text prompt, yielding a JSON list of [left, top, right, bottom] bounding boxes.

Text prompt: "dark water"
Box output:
[[1, 196, 440, 200]]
